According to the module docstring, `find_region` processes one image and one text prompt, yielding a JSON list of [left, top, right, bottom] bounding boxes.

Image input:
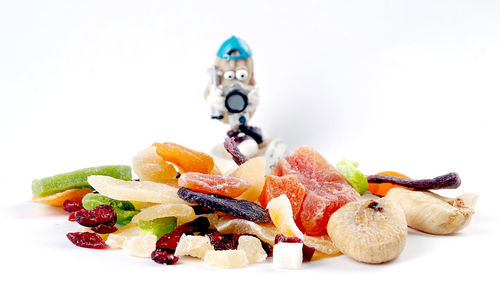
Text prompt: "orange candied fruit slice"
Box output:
[[367, 171, 410, 197], [31, 188, 93, 207], [178, 172, 250, 198], [258, 175, 306, 218], [153, 142, 215, 174]]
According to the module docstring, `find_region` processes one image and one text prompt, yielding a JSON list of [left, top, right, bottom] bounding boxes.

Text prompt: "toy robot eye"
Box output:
[[236, 70, 248, 81], [224, 71, 235, 80]]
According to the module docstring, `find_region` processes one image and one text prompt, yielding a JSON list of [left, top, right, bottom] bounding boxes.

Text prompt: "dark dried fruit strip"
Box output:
[[367, 172, 461, 190], [275, 234, 315, 262], [178, 187, 271, 223], [224, 137, 248, 166], [67, 232, 107, 249], [63, 200, 84, 213], [75, 205, 117, 227], [151, 250, 179, 265]]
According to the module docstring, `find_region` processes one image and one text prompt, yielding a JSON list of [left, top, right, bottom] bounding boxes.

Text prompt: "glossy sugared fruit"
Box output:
[[132, 146, 178, 183], [178, 172, 250, 198], [204, 250, 249, 268], [123, 234, 157, 258], [131, 203, 195, 226], [272, 146, 360, 236], [154, 142, 215, 174], [237, 235, 267, 264], [174, 234, 214, 259], [178, 188, 271, 223], [230, 157, 266, 203], [267, 195, 303, 239], [259, 175, 305, 218]]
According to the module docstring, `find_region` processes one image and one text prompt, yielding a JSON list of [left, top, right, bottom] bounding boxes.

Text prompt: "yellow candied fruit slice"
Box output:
[[215, 216, 278, 245], [105, 223, 141, 249], [267, 195, 304, 239], [230, 157, 266, 203], [174, 234, 214, 259], [88, 175, 188, 205], [132, 146, 178, 183], [237, 235, 267, 264], [131, 204, 196, 225], [204, 250, 249, 269], [122, 234, 157, 258]]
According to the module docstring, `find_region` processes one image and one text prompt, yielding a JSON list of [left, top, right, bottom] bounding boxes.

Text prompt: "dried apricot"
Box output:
[[179, 172, 250, 198], [154, 142, 214, 174]]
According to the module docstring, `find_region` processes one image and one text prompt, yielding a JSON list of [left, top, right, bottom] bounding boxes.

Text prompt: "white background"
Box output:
[[0, 0, 498, 291]]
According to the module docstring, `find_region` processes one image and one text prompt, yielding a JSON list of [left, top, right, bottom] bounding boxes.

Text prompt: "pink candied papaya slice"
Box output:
[[258, 175, 306, 219], [271, 146, 360, 236], [178, 172, 250, 198], [154, 142, 215, 174]]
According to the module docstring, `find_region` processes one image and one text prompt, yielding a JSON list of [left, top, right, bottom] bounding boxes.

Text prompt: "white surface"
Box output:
[[0, 0, 499, 291]]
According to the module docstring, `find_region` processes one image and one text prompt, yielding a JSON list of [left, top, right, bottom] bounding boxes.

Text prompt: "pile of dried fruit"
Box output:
[[31, 139, 478, 268]]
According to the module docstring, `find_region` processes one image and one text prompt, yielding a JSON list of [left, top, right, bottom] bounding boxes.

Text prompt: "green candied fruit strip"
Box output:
[[336, 159, 368, 195], [82, 192, 139, 226], [32, 165, 131, 197], [138, 217, 177, 238]]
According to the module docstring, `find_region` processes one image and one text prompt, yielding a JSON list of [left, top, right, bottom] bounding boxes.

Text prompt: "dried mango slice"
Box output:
[[32, 165, 131, 197], [88, 175, 188, 205], [174, 234, 214, 259], [31, 188, 92, 207], [132, 146, 178, 183], [230, 157, 266, 203], [259, 175, 305, 218], [154, 142, 214, 174], [178, 172, 250, 198], [267, 195, 304, 239], [204, 250, 249, 268], [237, 235, 267, 264], [215, 217, 277, 245], [131, 204, 196, 225]]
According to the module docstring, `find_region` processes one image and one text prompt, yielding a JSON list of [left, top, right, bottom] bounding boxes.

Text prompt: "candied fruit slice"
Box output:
[[204, 250, 249, 269], [132, 204, 195, 225], [105, 223, 141, 249], [132, 146, 178, 183], [154, 142, 215, 174], [123, 235, 157, 258], [138, 217, 177, 238], [273, 242, 302, 269], [215, 217, 277, 245], [259, 175, 305, 218], [88, 175, 188, 205], [302, 235, 341, 256], [179, 172, 250, 198], [81, 192, 138, 226], [32, 188, 93, 207], [336, 159, 368, 194], [32, 165, 131, 197], [178, 187, 271, 223], [272, 146, 360, 235], [230, 157, 266, 203], [267, 195, 303, 239], [237, 235, 267, 264], [174, 234, 215, 259], [67, 232, 107, 249]]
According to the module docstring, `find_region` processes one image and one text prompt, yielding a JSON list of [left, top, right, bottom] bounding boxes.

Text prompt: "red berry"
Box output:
[[156, 232, 182, 252], [75, 205, 117, 227], [63, 200, 84, 213], [151, 250, 179, 265], [67, 232, 107, 249], [91, 224, 118, 234]]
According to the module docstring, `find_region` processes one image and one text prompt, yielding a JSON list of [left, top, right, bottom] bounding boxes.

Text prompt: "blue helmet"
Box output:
[[216, 36, 253, 60]]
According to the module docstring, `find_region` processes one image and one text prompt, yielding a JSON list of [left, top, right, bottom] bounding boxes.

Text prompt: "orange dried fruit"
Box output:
[[178, 172, 250, 198], [154, 142, 214, 174], [258, 175, 305, 218], [367, 171, 410, 197], [31, 188, 93, 207]]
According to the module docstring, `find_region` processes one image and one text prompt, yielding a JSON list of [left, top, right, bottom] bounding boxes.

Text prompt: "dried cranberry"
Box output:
[[156, 232, 183, 252], [63, 200, 84, 213], [75, 205, 117, 227], [91, 224, 118, 234], [275, 234, 315, 262], [151, 250, 179, 265], [68, 212, 76, 222], [173, 217, 210, 235], [67, 232, 107, 249], [206, 230, 234, 250]]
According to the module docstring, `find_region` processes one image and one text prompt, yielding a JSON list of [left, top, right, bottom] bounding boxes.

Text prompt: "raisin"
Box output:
[[75, 205, 117, 227], [151, 249, 179, 265], [67, 232, 107, 249], [177, 188, 271, 223], [91, 224, 118, 234], [206, 230, 234, 250], [275, 234, 315, 262], [63, 200, 84, 213]]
